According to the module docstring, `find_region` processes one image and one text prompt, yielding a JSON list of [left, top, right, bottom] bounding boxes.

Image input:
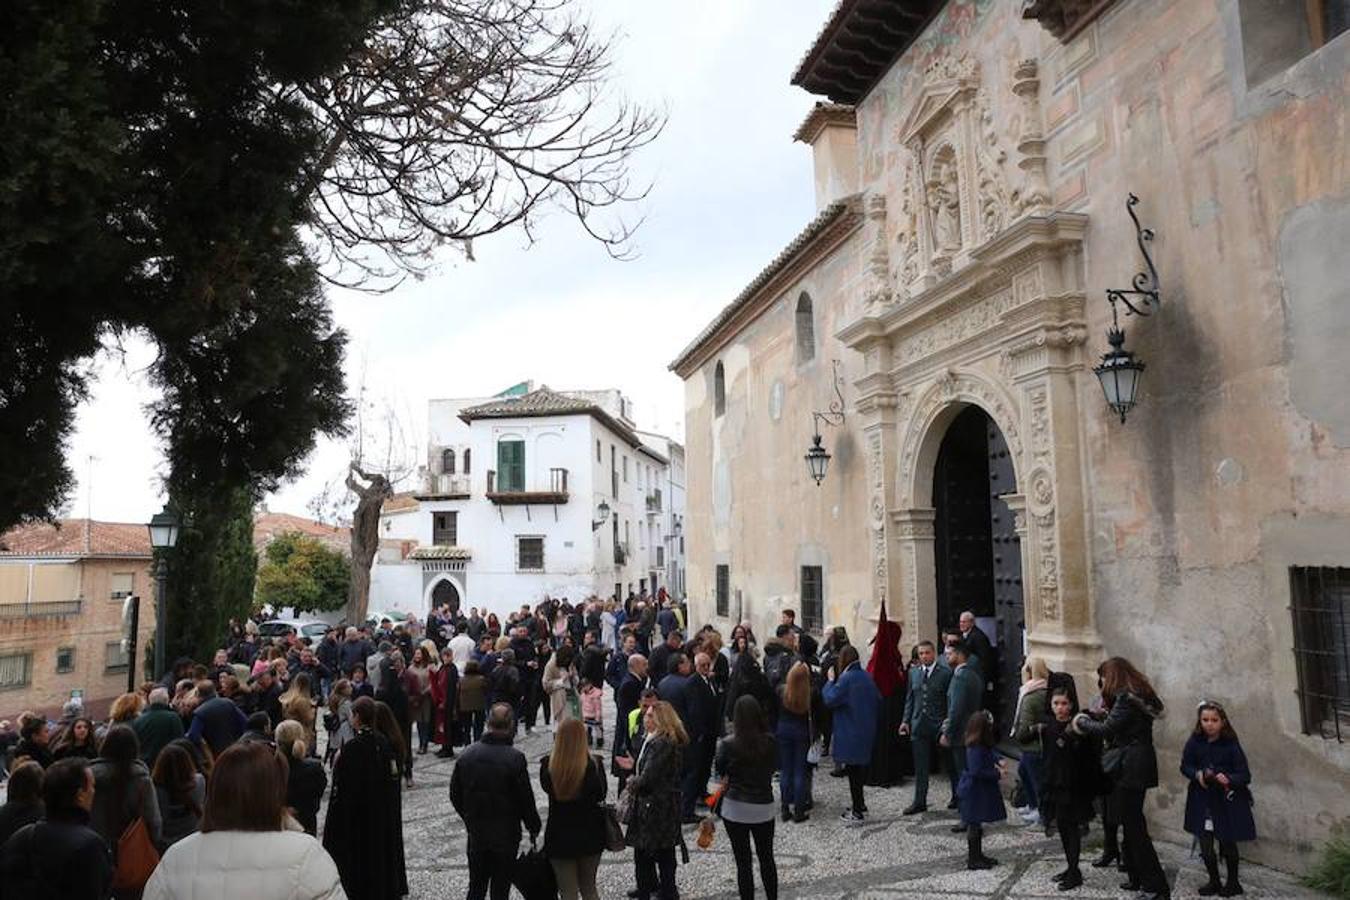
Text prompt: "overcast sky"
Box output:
[[64, 0, 837, 525]]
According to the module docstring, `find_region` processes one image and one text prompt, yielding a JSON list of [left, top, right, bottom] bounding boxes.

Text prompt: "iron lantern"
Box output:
[[805, 433, 832, 485], [147, 505, 181, 549], [591, 499, 611, 532], [1093, 327, 1146, 423]]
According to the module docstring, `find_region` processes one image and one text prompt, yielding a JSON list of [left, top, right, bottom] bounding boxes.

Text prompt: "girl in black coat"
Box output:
[[1073, 658, 1168, 900], [1181, 701, 1256, 897], [1039, 688, 1100, 891]]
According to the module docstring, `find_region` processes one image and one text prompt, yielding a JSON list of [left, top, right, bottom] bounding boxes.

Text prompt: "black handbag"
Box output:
[[601, 803, 626, 852], [511, 842, 558, 900]]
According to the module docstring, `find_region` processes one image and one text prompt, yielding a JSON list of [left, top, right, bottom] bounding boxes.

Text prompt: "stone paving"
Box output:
[[367, 692, 1322, 900]]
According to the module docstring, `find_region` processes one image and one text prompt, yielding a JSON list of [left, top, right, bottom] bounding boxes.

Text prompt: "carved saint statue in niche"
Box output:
[[927, 157, 962, 255]]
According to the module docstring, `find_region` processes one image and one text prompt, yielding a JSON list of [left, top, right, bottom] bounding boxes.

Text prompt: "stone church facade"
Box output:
[[672, 0, 1349, 869]]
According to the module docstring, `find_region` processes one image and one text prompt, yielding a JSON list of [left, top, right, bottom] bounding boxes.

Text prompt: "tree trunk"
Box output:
[[346, 465, 392, 624]]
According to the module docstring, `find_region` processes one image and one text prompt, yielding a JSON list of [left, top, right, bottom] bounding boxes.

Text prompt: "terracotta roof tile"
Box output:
[[459, 387, 649, 450], [253, 512, 350, 553], [0, 519, 152, 558], [408, 546, 472, 560]]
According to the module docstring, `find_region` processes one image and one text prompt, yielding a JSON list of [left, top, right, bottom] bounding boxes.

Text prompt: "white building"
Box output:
[[369, 383, 677, 618], [635, 430, 687, 601]]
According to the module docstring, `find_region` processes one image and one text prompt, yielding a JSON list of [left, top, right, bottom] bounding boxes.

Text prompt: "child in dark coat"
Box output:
[[1181, 701, 1256, 897], [1039, 687, 1101, 891], [958, 710, 1007, 870]]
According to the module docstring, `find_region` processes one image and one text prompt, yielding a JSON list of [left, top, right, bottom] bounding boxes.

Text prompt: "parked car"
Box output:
[[365, 609, 412, 629], [259, 618, 330, 642]]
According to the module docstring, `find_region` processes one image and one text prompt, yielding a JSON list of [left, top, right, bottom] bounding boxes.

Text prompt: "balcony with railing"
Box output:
[[614, 542, 628, 567], [0, 599, 83, 620], [486, 468, 569, 505], [645, 489, 663, 514]]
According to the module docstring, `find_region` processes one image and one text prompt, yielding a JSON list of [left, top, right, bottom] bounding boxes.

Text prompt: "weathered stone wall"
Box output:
[[683, 233, 874, 647], [844, 0, 1350, 871]]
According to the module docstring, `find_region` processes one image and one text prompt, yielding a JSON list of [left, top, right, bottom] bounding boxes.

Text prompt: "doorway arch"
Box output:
[[931, 405, 1024, 726], [425, 575, 463, 616]]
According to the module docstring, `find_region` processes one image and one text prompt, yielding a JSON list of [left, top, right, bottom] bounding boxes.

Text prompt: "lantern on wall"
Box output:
[[1094, 194, 1160, 424], [804, 359, 846, 486]]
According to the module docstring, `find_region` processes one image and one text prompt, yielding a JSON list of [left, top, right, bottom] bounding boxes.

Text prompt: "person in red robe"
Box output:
[[866, 602, 912, 787]]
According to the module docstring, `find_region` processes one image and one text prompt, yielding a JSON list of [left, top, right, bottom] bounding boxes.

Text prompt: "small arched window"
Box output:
[[462, 448, 471, 475], [795, 292, 815, 363], [714, 361, 726, 417], [441, 448, 456, 474]]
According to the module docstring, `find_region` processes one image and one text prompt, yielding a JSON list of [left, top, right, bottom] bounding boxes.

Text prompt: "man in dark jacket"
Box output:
[[0, 757, 112, 900], [648, 630, 682, 689], [942, 642, 983, 821], [316, 630, 341, 684], [131, 687, 185, 766], [488, 649, 522, 710], [606, 634, 635, 692], [899, 640, 952, 814], [656, 654, 707, 822], [288, 648, 331, 701], [656, 601, 679, 640], [613, 654, 649, 759], [248, 668, 284, 727], [450, 703, 541, 900], [186, 681, 247, 756], [337, 627, 374, 676]]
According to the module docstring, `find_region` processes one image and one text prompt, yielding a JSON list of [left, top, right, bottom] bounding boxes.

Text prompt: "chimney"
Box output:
[[794, 103, 858, 211]]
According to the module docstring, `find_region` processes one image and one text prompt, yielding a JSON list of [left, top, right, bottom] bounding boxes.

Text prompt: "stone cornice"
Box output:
[[837, 212, 1087, 350], [793, 102, 857, 144]]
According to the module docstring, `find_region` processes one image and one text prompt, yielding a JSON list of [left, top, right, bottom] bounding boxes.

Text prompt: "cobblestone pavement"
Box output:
[[366, 696, 1319, 900]]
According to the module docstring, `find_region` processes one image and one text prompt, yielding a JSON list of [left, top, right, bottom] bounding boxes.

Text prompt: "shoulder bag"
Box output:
[[111, 783, 160, 891], [595, 757, 626, 851]]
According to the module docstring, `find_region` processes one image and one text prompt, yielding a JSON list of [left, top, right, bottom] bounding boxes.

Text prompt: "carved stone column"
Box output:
[[892, 507, 936, 639], [854, 338, 903, 626], [1011, 59, 1051, 215]]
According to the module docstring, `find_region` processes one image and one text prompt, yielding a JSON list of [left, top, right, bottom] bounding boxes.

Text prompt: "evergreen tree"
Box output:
[[256, 532, 351, 615]]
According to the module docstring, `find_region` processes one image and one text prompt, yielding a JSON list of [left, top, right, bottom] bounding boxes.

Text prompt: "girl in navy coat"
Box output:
[[1181, 701, 1255, 897], [957, 710, 1007, 870]]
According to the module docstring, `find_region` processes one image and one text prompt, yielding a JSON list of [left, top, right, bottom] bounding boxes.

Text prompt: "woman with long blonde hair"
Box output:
[[279, 673, 318, 759], [625, 700, 687, 899], [275, 720, 327, 836], [775, 661, 813, 823], [540, 719, 607, 900]]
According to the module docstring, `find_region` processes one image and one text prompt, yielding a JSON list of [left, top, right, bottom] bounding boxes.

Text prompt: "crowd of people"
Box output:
[[0, 591, 1257, 900]]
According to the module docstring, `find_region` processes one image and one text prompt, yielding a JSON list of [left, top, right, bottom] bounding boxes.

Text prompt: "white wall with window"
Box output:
[[369, 389, 674, 617]]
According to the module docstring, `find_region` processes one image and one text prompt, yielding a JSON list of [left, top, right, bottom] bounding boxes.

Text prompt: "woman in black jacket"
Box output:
[[715, 696, 779, 900], [275, 719, 327, 836], [623, 701, 687, 900], [1073, 658, 1168, 900], [724, 653, 775, 726], [540, 719, 608, 900]]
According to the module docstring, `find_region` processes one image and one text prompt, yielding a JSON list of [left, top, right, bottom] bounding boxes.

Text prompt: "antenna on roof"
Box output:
[[85, 454, 97, 553]]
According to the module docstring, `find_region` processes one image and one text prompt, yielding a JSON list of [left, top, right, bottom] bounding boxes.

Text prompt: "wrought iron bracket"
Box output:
[[810, 359, 847, 437], [1104, 193, 1160, 322]]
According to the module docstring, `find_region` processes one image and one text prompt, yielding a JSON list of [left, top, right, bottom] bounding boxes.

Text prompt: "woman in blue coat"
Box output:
[[822, 646, 879, 826], [1181, 701, 1255, 897], [957, 710, 1007, 870]]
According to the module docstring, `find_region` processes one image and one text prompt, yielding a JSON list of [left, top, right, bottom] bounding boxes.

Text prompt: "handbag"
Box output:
[[806, 738, 823, 766], [1101, 746, 1126, 776], [615, 781, 637, 825], [601, 804, 626, 851], [111, 785, 160, 891], [510, 842, 558, 900]]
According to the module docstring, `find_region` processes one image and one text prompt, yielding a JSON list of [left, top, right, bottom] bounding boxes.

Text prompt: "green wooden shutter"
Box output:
[[498, 439, 525, 491]]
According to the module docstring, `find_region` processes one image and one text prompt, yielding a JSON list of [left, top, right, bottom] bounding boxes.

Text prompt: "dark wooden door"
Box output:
[[987, 420, 1024, 726], [933, 407, 995, 630]]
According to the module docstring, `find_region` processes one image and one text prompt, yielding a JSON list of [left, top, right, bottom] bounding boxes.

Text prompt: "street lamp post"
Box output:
[[147, 505, 181, 680]]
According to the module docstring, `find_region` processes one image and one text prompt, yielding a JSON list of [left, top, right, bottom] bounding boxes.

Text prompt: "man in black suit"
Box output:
[[899, 640, 952, 814], [648, 630, 683, 691], [690, 652, 721, 810], [656, 653, 706, 822], [613, 654, 649, 760]]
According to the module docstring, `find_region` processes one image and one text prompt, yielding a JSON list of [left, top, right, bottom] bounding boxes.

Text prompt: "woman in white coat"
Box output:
[[144, 740, 346, 900], [543, 644, 580, 725]]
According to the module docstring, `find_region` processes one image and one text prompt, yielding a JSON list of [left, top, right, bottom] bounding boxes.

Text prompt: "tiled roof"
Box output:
[[459, 387, 648, 450], [793, 102, 856, 143], [408, 546, 472, 561], [0, 519, 152, 558], [253, 512, 350, 553], [668, 193, 864, 376], [382, 493, 420, 513], [458, 387, 595, 419]]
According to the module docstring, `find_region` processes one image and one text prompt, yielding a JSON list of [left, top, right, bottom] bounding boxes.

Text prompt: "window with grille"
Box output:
[[517, 537, 544, 572], [716, 565, 729, 617], [105, 641, 130, 673], [0, 653, 32, 690], [442, 448, 456, 474], [497, 439, 525, 492], [1290, 566, 1350, 742], [463, 448, 471, 475], [110, 572, 135, 600], [56, 647, 75, 674], [801, 566, 824, 633], [432, 512, 458, 546]]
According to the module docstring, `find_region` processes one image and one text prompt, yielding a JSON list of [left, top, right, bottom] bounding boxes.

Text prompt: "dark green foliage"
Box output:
[[256, 531, 351, 615], [160, 487, 258, 664], [1303, 837, 1350, 899]]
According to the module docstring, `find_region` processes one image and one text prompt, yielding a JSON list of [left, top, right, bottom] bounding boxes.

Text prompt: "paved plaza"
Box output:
[[374, 698, 1319, 900]]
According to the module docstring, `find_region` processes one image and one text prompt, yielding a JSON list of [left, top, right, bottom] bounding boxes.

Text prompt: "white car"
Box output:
[[365, 609, 412, 628], [259, 618, 330, 642]]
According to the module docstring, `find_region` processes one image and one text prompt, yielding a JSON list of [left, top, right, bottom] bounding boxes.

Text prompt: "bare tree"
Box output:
[[346, 462, 394, 624], [294, 0, 665, 288]]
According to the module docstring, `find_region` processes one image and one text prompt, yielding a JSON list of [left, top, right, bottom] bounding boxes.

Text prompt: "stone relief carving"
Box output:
[[866, 429, 888, 604], [889, 52, 1052, 294], [862, 194, 893, 311], [897, 371, 1023, 508], [1024, 385, 1060, 621]]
